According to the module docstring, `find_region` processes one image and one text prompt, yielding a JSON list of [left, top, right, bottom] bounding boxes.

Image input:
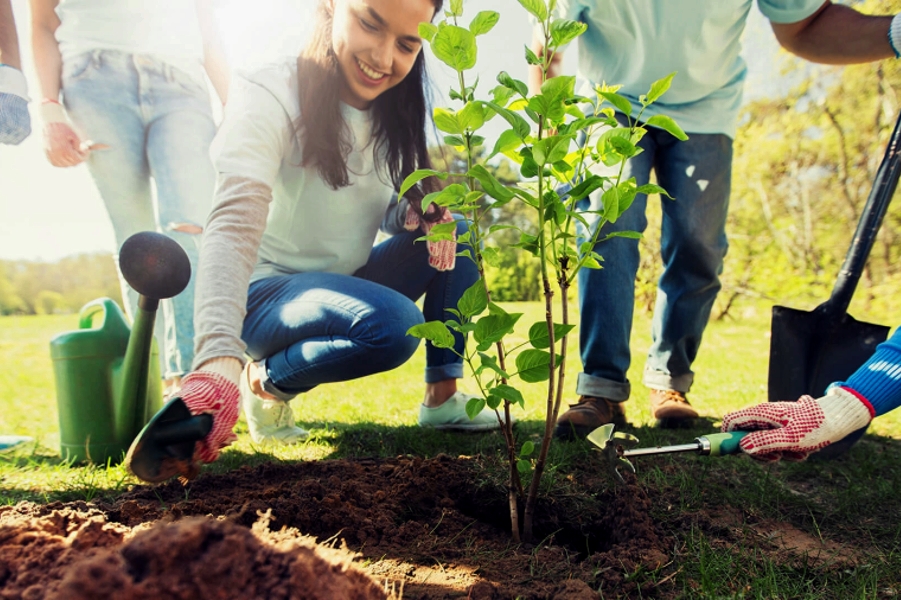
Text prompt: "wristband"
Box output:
[[890, 14, 901, 58]]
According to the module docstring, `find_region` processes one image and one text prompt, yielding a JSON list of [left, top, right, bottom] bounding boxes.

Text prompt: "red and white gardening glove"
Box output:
[[179, 370, 240, 464], [404, 203, 457, 271], [721, 387, 874, 462], [40, 100, 89, 167]]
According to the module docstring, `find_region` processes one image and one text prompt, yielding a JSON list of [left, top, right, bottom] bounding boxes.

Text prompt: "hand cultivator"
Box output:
[[587, 424, 750, 484]]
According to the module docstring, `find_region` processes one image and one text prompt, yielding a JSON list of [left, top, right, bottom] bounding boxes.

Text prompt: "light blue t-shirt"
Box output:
[[555, 0, 824, 137]]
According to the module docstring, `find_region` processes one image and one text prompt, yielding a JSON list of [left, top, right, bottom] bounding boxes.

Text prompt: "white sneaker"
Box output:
[[240, 362, 309, 444], [418, 392, 514, 431]]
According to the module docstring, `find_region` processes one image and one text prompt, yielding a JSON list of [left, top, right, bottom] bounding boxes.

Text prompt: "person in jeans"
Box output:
[[175, 0, 505, 467], [723, 326, 901, 462], [30, 0, 229, 393], [530, 0, 901, 438]]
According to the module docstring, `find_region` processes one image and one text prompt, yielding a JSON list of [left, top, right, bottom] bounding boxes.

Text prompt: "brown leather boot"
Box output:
[[554, 396, 629, 440], [649, 389, 698, 428]]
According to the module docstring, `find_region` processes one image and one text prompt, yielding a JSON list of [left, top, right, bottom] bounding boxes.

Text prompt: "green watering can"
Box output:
[[50, 232, 191, 465]]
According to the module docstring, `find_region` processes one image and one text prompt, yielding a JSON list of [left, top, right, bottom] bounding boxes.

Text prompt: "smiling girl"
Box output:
[[176, 0, 506, 465]]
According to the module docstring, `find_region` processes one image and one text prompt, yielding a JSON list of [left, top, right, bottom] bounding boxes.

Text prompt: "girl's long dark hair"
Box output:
[[296, 0, 443, 221]]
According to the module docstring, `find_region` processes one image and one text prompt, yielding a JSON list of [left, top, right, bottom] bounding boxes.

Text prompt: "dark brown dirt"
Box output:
[[0, 453, 848, 599]]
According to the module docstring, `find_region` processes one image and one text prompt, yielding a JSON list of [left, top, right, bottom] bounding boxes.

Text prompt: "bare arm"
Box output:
[[195, 0, 230, 104], [0, 0, 22, 69], [772, 1, 894, 64], [29, 0, 62, 101]]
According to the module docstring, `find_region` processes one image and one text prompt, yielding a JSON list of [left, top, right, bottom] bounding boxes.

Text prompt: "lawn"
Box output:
[[2, 301, 901, 599]]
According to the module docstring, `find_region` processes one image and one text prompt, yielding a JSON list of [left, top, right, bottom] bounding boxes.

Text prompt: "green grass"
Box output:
[[4, 302, 901, 598]]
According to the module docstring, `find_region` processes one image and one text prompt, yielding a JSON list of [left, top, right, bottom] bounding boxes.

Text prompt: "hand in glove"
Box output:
[[40, 101, 90, 167], [404, 203, 457, 271], [179, 370, 240, 464], [721, 387, 874, 462], [0, 66, 31, 145]]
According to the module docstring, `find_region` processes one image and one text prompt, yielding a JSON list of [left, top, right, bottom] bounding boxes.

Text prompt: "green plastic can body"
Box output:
[[50, 298, 162, 464]]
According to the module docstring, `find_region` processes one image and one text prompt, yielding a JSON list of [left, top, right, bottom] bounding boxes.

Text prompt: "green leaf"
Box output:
[[525, 45, 542, 66], [467, 164, 515, 202], [490, 384, 525, 407], [458, 101, 487, 132], [473, 313, 519, 347], [484, 101, 531, 139], [477, 352, 511, 379], [419, 22, 438, 42], [458, 280, 488, 318], [433, 107, 462, 134], [517, 0, 547, 21], [469, 10, 499, 36], [407, 321, 455, 348], [644, 114, 689, 141], [448, 0, 463, 17], [597, 91, 632, 117], [488, 128, 522, 159], [528, 321, 577, 349], [549, 19, 586, 47], [516, 459, 532, 474], [496, 71, 529, 98], [465, 395, 487, 420], [636, 183, 673, 198], [520, 440, 535, 457], [432, 24, 477, 71], [646, 72, 675, 104], [481, 246, 502, 267], [566, 174, 606, 202], [399, 169, 445, 199], [443, 135, 466, 147], [515, 349, 552, 383]]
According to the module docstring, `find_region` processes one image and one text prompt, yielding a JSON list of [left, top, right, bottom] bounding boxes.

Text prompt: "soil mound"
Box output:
[[0, 455, 670, 599]]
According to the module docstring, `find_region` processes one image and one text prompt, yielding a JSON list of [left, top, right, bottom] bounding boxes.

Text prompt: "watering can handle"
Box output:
[[78, 298, 116, 330]]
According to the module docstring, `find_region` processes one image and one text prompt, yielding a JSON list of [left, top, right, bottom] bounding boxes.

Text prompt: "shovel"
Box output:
[[767, 110, 901, 458]]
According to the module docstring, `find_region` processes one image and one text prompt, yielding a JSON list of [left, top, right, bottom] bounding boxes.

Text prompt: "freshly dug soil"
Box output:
[[0, 453, 849, 599]]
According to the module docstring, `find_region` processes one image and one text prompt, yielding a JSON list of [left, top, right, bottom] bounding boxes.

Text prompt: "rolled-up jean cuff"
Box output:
[[425, 363, 464, 384], [643, 368, 693, 394], [575, 372, 630, 402], [258, 358, 299, 402]]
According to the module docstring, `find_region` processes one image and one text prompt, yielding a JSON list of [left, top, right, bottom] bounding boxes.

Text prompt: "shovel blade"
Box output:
[[768, 305, 888, 458]]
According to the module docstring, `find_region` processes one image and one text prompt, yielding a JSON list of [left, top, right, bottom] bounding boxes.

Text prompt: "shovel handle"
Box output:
[[699, 431, 750, 456], [828, 110, 901, 315]]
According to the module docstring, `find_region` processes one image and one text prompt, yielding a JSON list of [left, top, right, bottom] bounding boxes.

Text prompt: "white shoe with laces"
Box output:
[[240, 362, 309, 444], [417, 391, 513, 431]]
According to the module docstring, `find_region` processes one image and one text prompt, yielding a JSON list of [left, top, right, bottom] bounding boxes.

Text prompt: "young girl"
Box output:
[[177, 0, 506, 463]]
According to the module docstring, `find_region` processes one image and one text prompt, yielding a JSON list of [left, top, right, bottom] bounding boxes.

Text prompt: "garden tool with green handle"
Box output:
[[587, 424, 750, 484]]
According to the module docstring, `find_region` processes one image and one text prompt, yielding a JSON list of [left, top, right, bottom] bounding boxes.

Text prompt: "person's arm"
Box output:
[[195, 0, 230, 105], [0, 0, 31, 145], [30, 0, 87, 165], [29, 0, 62, 102], [0, 0, 22, 69], [771, 1, 894, 64]]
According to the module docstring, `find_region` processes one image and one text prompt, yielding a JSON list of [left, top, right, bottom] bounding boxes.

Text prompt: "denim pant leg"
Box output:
[[643, 132, 732, 393], [144, 62, 217, 378], [60, 52, 163, 372], [576, 139, 654, 402], [242, 273, 426, 400], [355, 217, 479, 383]]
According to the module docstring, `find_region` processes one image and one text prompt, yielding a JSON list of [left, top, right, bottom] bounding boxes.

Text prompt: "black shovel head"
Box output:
[[768, 305, 888, 458]]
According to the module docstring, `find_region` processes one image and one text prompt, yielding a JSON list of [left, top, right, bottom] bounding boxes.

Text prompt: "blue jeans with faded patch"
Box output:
[[576, 116, 733, 401], [241, 219, 479, 401], [62, 50, 216, 379]]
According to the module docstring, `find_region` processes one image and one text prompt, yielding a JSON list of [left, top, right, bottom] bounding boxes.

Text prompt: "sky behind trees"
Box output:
[[0, 0, 778, 261]]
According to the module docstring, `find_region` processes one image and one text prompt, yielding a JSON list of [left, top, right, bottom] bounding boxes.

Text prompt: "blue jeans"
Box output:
[[62, 50, 216, 379], [241, 219, 479, 401], [576, 116, 732, 401]]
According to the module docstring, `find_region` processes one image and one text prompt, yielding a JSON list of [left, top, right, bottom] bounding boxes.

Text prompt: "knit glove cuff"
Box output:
[[180, 370, 240, 463], [404, 204, 457, 271], [721, 387, 874, 462]]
